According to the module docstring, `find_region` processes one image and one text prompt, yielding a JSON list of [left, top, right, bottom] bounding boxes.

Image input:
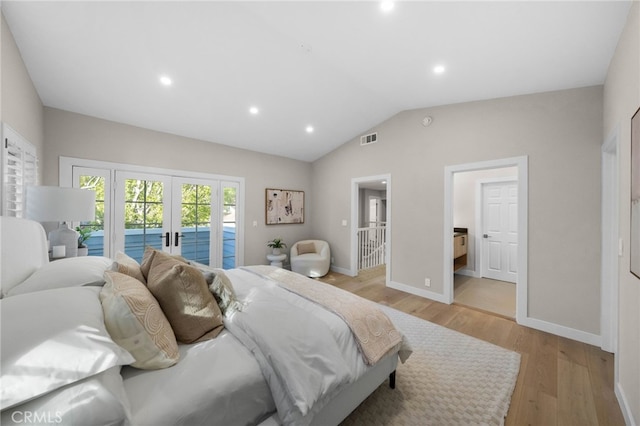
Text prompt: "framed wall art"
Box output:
[[266, 188, 304, 225], [631, 107, 640, 278]]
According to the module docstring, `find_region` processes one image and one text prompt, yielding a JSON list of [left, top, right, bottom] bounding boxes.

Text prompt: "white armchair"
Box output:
[[290, 240, 330, 278]]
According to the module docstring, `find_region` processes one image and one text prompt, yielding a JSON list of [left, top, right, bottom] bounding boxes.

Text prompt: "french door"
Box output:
[[114, 172, 173, 261], [72, 165, 241, 268]]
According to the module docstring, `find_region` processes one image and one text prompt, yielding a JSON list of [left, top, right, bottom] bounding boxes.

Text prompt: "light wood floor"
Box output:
[[319, 268, 625, 426], [454, 274, 516, 319]]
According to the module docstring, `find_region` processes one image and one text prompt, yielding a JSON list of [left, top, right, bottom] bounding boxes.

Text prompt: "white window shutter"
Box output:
[[2, 124, 38, 217]]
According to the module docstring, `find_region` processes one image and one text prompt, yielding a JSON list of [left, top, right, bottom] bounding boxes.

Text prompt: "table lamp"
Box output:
[[26, 186, 96, 258]]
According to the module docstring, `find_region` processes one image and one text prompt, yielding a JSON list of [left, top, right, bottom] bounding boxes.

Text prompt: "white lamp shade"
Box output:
[[26, 186, 96, 222]]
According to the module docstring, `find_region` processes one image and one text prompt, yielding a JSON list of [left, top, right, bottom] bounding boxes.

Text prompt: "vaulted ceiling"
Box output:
[[2, 1, 632, 161]]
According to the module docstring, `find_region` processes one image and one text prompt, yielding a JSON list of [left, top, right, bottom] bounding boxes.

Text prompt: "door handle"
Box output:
[[159, 232, 170, 247], [175, 232, 184, 247], [483, 234, 490, 239]]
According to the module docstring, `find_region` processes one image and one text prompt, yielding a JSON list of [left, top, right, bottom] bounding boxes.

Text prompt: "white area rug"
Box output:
[[341, 306, 521, 426]]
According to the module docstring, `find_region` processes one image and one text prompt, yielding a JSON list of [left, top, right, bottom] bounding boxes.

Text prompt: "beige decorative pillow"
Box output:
[[100, 271, 179, 369], [297, 242, 316, 255], [115, 251, 146, 284], [147, 252, 224, 344], [140, 247, 187, 281], [208, 269, 243, 315]]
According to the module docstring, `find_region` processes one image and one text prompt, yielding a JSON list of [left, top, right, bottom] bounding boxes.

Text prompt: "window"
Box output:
[[1, 124, 38, 217]]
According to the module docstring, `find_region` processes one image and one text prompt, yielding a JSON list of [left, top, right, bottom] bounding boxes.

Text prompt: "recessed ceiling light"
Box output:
[[380, 1, 394, 12], [433, 65, 446, 74], [249, 106, 259, 115], [305, 125, 314, 134], [159, 75, 172, 86]]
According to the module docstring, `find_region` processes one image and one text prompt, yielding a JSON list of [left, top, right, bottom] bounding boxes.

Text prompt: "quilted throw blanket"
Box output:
[[243, 265, 412, 365]]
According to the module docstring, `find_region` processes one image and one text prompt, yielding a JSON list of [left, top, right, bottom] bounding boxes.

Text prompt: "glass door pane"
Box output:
[[222, 183, 238, 269], [73, 167, 111, 257], [115, 172, 171, 263], [177, 182, 214, 265]]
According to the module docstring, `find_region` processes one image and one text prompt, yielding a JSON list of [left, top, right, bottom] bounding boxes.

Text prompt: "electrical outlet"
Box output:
[[424, 278, 431, 287]]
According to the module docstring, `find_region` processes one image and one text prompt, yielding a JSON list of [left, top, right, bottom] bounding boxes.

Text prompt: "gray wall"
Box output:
[[43, 108, 314, 266], [603, 2, 639, 422], [1, 13, 44, 174], [312, 86, 603, 335]]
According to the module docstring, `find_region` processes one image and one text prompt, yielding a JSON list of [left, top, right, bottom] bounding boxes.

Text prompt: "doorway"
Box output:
[[350, 174, 391, 282], [444, 156, 528, 323]]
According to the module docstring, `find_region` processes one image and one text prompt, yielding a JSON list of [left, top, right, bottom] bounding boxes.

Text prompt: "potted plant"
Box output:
[[76, 226, 93, 256], [267, 237, 286, 255]]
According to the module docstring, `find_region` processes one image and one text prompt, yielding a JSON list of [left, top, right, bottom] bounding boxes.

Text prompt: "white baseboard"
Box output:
[[331, 265, 354, 276], [386, 279, 602, 347], [615, 381, 637, 426], [518, 316, 601, 347], [387, 280, 450, 304]]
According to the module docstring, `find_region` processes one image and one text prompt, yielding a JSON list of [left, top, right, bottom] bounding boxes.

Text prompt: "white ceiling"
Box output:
[[2, 1, 632, 162]]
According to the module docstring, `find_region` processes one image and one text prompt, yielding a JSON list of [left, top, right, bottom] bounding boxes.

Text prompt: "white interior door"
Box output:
[[481, 181, 518, 283]]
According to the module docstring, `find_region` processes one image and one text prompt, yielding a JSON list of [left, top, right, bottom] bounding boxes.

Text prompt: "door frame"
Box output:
[[601, 127, 619, 353], [350, 174, 391, 281], [444, 156, 528, 324], [477, 177, 518, 281]]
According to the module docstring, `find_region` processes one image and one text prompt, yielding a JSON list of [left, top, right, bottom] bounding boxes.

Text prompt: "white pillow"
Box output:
[[0, 286, 135, 410], [1, 367, 131, 426], [6, 256, 114, 297]]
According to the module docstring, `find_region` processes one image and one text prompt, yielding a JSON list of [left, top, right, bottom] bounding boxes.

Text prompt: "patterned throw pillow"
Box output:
[[208, 269, 243, 315], [100, 271, 179, 370], [114, 251, 146, 284], [146, 251, 224, 344]]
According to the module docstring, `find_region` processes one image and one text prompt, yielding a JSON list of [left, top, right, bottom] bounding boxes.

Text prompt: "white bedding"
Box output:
[[224, 268, 378, 426], [1, 262, 403, 426], [121, 331, 275, 426], [122, 268, 399, 426]]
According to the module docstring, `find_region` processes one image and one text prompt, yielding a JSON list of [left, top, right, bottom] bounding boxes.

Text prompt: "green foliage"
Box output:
[[76, 226, 93, 248], [267, 238, 286, 249], [79, 176, 238, 232]]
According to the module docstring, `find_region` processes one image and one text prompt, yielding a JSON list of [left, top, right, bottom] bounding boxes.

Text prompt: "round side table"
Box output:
[[266, 253, 287, 268]]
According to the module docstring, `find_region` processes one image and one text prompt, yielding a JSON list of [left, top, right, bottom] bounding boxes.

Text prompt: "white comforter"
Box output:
[[224, 268, 376, 426]]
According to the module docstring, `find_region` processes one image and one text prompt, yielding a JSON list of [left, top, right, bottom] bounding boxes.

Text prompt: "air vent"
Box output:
[[360, 132, 378, 146]]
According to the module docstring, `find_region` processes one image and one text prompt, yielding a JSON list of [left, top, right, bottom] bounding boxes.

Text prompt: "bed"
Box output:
[[0, 217, 411, 426]]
